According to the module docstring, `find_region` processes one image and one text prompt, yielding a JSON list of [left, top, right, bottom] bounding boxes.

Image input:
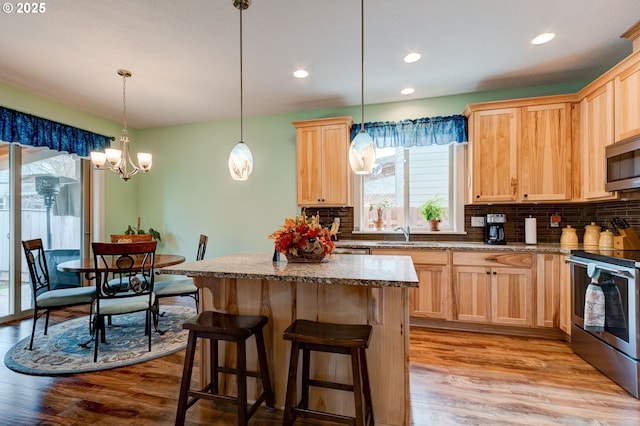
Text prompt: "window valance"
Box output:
[[351, 114, 467, 148], [0, 106, 112, 157]]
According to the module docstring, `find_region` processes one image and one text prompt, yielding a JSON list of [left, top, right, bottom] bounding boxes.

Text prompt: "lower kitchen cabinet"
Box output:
[[451, 251, 533, 326], [536, 253, 561, 328], [452, 263, 532, 326], [371, 249, 450, 320], [370, 248, 566, 334]]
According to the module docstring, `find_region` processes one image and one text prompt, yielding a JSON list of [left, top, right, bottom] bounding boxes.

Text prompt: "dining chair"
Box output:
[[91, 241, 158, 362], [154, 234, 207, 312], [21, 239, 96, 350]]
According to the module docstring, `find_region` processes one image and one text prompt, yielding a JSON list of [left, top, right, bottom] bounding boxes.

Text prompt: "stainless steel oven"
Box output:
[[567, 250, 640, 398]]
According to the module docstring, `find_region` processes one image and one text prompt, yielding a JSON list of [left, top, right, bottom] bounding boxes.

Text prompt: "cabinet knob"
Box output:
[[523, 194, 528, 198], [476, 195, 480, 199], [493, 271, 497, 275]]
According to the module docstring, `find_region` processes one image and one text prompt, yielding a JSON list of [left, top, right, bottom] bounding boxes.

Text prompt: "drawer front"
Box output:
[[371, 249, 448, 265], [452, 251, 533, 268]]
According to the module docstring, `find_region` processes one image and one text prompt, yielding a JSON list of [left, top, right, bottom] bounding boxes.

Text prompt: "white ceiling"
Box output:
[[1, 0, 639, 129]]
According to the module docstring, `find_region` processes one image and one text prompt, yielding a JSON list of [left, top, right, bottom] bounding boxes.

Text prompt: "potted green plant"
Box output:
[[369, 201, 391, 229], [419, 195, 447, 231], [110, 218, 162, 242]]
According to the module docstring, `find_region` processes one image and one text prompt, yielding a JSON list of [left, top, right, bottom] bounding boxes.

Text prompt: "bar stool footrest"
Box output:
[[292, 407, 356, 425], [308, 378, 354, 392]]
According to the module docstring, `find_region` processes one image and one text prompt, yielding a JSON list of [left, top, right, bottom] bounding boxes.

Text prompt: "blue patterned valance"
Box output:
[[0, 106, 112, 157], [351, 114, 467, 148]]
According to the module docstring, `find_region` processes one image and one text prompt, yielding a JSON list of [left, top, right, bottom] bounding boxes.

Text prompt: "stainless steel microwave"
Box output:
[[606, 134, 640, 192]]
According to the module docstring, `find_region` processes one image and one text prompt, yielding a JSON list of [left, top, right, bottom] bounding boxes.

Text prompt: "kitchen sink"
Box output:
[[375, 241, 422, 246]]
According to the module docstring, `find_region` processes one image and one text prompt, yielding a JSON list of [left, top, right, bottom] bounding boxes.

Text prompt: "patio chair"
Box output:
[[91, 241, 158, 362], [154, 234, 207, 312], [21, 239, 96, 350]]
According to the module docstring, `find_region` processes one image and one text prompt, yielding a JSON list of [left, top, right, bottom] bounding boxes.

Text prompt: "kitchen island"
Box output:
[[160, 252, 419, 426]]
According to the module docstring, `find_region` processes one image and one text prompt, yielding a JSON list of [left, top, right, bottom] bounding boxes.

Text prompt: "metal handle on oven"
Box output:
[[565, 258, 635, 278]]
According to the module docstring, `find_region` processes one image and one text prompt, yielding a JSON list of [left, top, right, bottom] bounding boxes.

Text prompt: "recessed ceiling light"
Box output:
[[293, 69, 309, 78], [403, 52, 421, 63], [532, 32, 555, 45], [401, 87, 415, 95]]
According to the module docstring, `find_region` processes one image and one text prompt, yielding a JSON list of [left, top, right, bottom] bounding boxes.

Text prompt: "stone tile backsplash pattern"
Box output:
[[310, 200, 640, 244]]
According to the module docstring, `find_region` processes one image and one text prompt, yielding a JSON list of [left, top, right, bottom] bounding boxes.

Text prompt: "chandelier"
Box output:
[[227, 0, 254, 181], [348, 0, 376, 175], [90, 69, 152, 181]]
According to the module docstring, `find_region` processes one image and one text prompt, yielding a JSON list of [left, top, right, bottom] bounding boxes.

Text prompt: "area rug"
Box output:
[[4, 305, 196, 376]]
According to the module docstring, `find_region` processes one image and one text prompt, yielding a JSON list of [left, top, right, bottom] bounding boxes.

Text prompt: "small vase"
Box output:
[[429, 219, 440, 232], [374, 220, 383, 229]]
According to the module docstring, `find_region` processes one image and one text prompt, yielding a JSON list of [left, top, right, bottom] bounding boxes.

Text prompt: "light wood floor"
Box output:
[[1, 301, 639, 425]]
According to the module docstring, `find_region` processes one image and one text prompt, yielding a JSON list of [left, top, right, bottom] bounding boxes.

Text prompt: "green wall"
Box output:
[[1, 79, 588, 260]]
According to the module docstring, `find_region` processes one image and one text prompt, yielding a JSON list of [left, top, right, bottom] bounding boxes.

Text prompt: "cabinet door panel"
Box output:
[[452, 266, 491, 323], [471, 109, 519, 203], [520, 104, 572, 201], [411, 264, 449, 319], [296, 126, 323, 205], [581, 82, 618, 200], [536, 254, 560, 328], [320, 124, 351, 205], [491, 268, 532, 326], [615, 60, 640, 141]]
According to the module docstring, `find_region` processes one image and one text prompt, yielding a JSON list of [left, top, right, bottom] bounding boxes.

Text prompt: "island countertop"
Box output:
[[160, 251, 419, 288]]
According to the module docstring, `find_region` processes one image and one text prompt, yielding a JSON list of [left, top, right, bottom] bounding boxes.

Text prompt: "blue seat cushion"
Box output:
[[153, 279, 197, 297], [36, 286, 96, 308]]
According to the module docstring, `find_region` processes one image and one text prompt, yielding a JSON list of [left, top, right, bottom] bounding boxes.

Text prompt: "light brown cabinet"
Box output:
[[371, 249, 450, 320], [579, 81, 618, 201], [452, 251, 533, 326], [465, 98, 574, 204], [293, 116, 353, 207], [536, 253, 561, 329], [615, 59, 640, 141]]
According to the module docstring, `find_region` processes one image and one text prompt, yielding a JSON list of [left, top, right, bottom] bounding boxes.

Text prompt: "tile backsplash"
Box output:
[[309, 199, 640, 244]]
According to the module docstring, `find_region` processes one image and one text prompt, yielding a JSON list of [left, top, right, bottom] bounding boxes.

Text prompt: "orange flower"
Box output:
[[268, 213, 336, 256]]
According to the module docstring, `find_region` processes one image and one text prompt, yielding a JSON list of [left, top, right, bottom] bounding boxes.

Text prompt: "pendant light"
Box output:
[[348, 0, 376, 175], [90, 69, 152, 181], [228, 0, 254, 181]]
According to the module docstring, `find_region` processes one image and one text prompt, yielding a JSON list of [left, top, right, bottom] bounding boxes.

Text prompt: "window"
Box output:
[[357, 142, 466, 233]]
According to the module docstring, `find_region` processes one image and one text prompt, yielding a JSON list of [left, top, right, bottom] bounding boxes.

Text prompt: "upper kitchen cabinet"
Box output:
[[464, 96, 576, 204], [579, 80, 618, 201], [616, 23, 640, 141], [467, 107, 519, 203], [293, 117, 353, 207]]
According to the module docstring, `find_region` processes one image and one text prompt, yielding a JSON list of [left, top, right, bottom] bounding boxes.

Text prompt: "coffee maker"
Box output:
[[485, 213, 507, 245]]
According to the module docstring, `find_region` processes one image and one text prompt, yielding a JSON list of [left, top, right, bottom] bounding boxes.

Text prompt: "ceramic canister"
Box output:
[[598, 230, 614, 249], [560, 225, 579, 247], [583, 222, 601, 247]]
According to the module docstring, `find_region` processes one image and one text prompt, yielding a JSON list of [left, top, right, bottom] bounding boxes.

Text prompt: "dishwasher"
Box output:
[[332, 247, 370, 255]]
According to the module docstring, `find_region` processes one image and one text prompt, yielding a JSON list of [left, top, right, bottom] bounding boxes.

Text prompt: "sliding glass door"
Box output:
[[0, 142, 87, 321]]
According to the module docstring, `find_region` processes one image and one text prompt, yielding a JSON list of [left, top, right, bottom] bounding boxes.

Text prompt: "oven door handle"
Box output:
[[565, 258, 635, 279]]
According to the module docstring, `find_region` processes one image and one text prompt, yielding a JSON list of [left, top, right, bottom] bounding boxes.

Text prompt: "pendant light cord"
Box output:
[[360, 0, 365, 134], [239, 4, 244, 142], [122, 72, 128, 135]]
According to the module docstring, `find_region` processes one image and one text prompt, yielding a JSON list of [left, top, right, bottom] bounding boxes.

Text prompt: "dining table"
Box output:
[[57, 254, 186, 280]]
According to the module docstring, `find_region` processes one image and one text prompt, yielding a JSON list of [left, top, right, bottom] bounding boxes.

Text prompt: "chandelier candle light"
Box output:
[[90, 69, 152, 181], [348, 0, 376, 175], [227, 0, 254, 181]]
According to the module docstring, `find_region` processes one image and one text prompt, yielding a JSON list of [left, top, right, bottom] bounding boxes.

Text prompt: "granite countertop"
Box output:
[[335, 240, 574, 254], [159, 252, 419, 289]]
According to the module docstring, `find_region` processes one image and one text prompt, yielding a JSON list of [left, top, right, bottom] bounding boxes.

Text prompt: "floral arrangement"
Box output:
[[268, 213, 336, 257]]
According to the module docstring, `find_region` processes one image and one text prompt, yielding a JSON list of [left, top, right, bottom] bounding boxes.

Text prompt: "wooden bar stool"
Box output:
[[175, 311, 275, 426], [282, 319, 374, 426]]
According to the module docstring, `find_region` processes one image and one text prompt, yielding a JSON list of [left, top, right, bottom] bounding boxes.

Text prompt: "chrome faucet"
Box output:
[[394, 226, 410, 242]]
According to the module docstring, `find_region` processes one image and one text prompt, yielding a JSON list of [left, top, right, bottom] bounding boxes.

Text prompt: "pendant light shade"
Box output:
[[348, 0, 376, 175], [349, 130, 376, 174], [228, 140, 253, 181], [228, 0, 254, 181]]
